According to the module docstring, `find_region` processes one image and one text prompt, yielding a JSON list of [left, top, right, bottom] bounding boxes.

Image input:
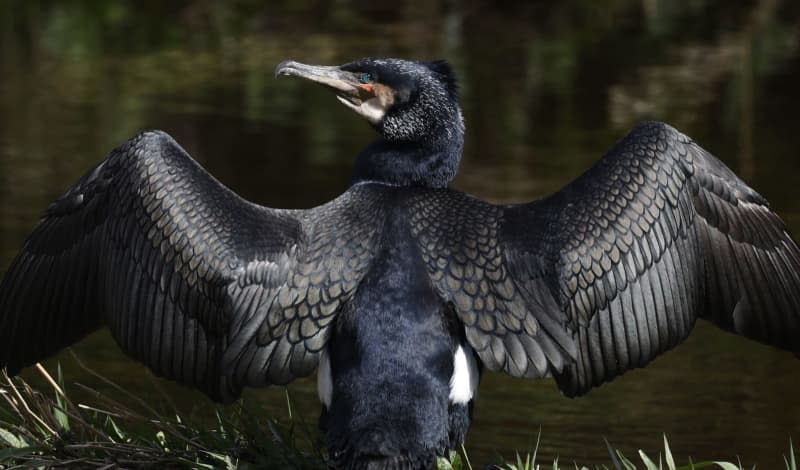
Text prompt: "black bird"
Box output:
[[1, 57, 799, 469]]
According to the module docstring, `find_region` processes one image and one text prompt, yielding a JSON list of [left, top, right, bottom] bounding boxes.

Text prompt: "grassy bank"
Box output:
[[0, 361, 795, 470]]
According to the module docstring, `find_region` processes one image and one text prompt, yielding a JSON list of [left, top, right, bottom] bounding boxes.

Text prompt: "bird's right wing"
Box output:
[[0, 131, 386, 401]]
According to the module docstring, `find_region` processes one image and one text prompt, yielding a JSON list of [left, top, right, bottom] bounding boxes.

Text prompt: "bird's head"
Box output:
[[276, 57, 464, 188], [276, 57, 461, 143]]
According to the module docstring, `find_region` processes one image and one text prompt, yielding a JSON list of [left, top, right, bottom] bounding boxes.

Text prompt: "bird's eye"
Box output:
[[358, 73, 373, 84]]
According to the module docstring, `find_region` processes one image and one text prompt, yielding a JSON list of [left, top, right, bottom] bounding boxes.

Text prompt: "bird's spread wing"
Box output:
[[413, 122, 800, 396], [0, 131, 385, 401], [501, 122, 800, 396]]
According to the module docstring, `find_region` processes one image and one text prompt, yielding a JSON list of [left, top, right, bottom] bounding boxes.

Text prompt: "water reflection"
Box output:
[[1, 1, 799, 467]]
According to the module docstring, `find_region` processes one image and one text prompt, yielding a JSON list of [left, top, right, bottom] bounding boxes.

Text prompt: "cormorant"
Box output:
[[1, 57, 799, 470]]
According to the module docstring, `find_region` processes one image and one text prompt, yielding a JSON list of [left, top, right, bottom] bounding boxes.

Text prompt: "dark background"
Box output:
[[0, 1, 799, 466]]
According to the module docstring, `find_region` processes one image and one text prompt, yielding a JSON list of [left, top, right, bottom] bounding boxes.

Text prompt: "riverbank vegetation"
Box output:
[[0, 362, 795, 470]]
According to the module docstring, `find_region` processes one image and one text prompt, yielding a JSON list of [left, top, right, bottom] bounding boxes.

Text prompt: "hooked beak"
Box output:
[[275, 60, 387, 125], [275, 60, 371, 107]]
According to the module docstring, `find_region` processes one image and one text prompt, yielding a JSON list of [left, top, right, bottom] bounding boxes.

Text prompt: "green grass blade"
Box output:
[[106, 416, 127, 442], [532, 428, 541, 468], [437, 454, 455, 470], [664, 435, 676, 470], [616, 450, 638, 470], [605, 438, 624, 470], [639, 449, 660, 470], [678, 463, 734, 469], [450, 449, 463, 470], [461, 442, 473, 470], [711, 463, 740, 470], [0, 427, 26, 448], [53, 363, 69, 432]]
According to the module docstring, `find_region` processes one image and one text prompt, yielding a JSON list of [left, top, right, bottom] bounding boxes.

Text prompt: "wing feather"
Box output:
[[0, 131, 385, 401], [490, 122, 800, 396], [418, 122, 798, 395]]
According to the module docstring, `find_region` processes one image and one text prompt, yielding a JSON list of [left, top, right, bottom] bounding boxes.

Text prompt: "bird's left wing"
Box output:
[[412, 122, 800, 397], [0, 131, 385, 401]]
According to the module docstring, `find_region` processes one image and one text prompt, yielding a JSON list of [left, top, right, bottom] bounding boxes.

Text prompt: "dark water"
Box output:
[[1, 1, 799, 467]]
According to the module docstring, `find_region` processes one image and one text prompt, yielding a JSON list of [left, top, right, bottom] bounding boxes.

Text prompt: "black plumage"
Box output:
[[1, 57, 799, 470]]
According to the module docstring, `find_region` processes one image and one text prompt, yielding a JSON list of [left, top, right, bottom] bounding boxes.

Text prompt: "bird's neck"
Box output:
[[350, 127, 463, 189]]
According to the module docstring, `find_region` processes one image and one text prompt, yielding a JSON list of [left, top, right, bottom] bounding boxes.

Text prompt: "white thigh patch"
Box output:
[[317, 349, 333, 409], [449, 344, 479, 405]]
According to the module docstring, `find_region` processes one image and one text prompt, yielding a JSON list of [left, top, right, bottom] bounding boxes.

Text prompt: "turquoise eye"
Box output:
[[358, 73, 372, 84]]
